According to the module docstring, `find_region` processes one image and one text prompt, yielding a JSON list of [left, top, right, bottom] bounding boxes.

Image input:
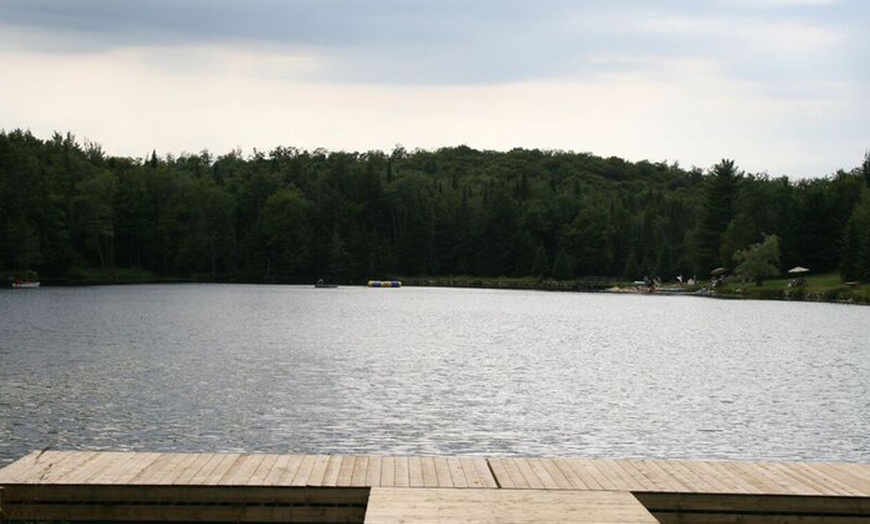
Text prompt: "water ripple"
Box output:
[[1, 285, 869, 465]]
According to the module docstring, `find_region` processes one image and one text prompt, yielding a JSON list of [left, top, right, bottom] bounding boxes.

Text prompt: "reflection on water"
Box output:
[[1, 284, 869, 466]]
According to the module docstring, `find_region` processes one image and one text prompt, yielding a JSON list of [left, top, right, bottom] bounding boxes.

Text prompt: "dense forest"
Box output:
[[2, 129, 869, 285]]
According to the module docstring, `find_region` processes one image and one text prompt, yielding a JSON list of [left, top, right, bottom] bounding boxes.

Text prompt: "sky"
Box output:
[[1, 0, 868, 179]]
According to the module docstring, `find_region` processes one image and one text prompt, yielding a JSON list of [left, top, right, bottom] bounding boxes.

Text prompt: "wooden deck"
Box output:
[[1, 451, 870, 522], [365, 488, 658, 523]]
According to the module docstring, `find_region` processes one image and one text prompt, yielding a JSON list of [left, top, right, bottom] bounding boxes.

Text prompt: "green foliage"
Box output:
[[733, 234, 781, 286], [863, 149, 870, 188], [840, 187, 870, 282], [0, 129, 866, 286], [695, 159, 742, 273]]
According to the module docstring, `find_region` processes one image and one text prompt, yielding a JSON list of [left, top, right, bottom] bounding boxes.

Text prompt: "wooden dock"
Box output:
[[2, 451, 870, 522]]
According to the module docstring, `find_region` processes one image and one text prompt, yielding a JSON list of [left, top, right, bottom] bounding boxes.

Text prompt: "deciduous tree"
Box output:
[[733, 234, 781, 286]]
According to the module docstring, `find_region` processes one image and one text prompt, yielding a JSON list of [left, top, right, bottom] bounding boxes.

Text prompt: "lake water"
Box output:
[[1, 284, 868, 467]]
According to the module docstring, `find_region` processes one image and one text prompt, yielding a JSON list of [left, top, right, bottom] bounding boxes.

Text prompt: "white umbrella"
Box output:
[[788, 266, 810, 274]]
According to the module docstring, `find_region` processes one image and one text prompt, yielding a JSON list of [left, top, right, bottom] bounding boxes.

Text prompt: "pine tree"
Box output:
[[694, 159, 742, 274]]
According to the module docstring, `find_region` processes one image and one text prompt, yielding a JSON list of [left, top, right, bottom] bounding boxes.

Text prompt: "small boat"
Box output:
[[11, 280, 40, 288], [314, 279, 337, 289], [368, 280, 401, 288]]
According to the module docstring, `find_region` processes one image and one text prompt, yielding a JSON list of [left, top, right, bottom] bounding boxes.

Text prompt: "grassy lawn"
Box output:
[[718, 272, 870, 303]]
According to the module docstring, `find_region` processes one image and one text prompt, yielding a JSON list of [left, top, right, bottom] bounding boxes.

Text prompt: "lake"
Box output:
[[1, 284, 868, 467]]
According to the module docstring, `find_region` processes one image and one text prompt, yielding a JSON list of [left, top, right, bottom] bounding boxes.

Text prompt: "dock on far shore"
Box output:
[[2, 451, 870, 523]]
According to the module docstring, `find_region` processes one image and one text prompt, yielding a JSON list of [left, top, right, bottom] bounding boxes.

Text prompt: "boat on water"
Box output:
[[11, 280, 40, 288], [368, 280, 401, 288], [314, 279, 337, 289]]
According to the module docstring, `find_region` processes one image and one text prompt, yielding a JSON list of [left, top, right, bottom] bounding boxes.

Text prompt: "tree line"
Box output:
[[2, 129, 869, 285]]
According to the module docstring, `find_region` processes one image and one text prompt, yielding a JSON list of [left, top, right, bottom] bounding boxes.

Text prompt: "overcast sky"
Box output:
[[1, 0, 867, 178]]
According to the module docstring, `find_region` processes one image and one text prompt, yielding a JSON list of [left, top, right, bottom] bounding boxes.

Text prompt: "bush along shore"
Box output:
[[712, 275, 870, 305]]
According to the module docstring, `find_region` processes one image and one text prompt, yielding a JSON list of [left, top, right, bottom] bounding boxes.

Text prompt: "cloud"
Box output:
[[0, 1, 834, 84], [0, 0, 862, 89], [2, 39, 862, 177], [1, 0, 867, 177], [724, 0, 838, 7]]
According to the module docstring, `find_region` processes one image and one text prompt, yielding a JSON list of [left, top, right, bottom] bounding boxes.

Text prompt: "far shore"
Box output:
[[9, 271, 869, 305]]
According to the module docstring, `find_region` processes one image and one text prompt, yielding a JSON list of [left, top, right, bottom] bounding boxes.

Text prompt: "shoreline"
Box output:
[[9, 274, 869, 305]]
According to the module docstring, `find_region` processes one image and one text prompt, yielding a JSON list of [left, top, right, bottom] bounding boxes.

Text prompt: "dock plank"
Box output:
[[0, 451, 44, 482], [537, 459, 577, 490], [788, 462, 865, 497], [5, 451, 870, 523], [832, 464, 870, 493], [757, 461, 827, 495], [260, 454, 293, 486], [420, 457, 438, 487], [515, 458, 548, 489], [350, 456, 369, 487], [169, 453, 219, 486], [696, 460, 756, 494], [305, 455, 332, 487], [247, 454, 281, 486], [290, 454, 318, 487], [364, 488, 658, 523], [217, 454, 265, 486], [173, 453, 220, 485], [445, 458, 467, 488], [164, 453, 210, 485], [274, 455, 305, 486], [622, 460, 678, 493], [110, 452, 163, 484], [644, 460, 699, 492], [394, 456, 410, 488], [701, 460, 757, 494], [601, 459, 648, 492], [319, 455, 344, 487], [60, 451, 127, 484], [810, 463, 870, 495], [550, 458, 592, 490], [561, 459, 606, 490], [407, 456, 424, 488], [128, 453, 181, 484], [379, 456, 396, 487], [525, 458, 561, 489], [335, 456, 356, 487], [665, 459, 731, 493], [43, 451, 103, 483], [366, 456, 383, 487], [200, 453, 242, 485], [616, 460, 664, 492], [727, 460, 793, 494], [90, 452, 160, 485], [471, 457, 498, 488], [489, 457, 527, 489], [459, 457, 490, 488], [584, 458, 625, 491], [432, 457, 452, 488], [323, 455, 341, 486]]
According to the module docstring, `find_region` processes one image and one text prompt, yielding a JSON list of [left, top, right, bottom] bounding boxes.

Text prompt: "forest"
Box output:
[[2, 128, 870, 286]]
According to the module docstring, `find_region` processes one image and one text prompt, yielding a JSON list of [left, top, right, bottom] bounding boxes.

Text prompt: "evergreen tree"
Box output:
[[1, 128, 865, 286], [695, 159, 742, 273], [862, 149, 870, 188], [839, 187, 870, 282]]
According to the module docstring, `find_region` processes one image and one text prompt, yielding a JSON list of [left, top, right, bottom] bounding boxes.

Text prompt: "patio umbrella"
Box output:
[[788, 266, 810, 274]]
